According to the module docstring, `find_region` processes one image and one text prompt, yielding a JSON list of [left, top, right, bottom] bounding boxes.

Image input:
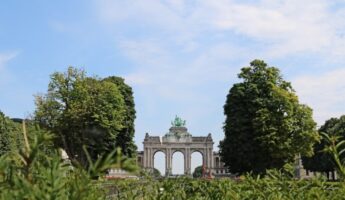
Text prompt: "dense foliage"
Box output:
[[103, 76, 137, 157], [0, 124, 138, 200], [0, 111, 23, 156], [302, 117, 345, 177], [220, 60, 318, 174], [2, 122, 345, 199], [35, 67, 136, 165], [106, 175, 345, 200]]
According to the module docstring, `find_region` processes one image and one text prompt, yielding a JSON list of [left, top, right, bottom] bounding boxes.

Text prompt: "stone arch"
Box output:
[[153, 150, 166, 176], [190, 149, 204, 158], [143, 125, 214, 177], [172, 150, 185, 175], [191, 151, 203, 175], [153, 149, 166, 156], [191, 149, 206, 165]]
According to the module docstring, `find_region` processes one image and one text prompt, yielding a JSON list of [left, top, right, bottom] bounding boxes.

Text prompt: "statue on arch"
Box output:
[[171, 115, 186, 127]]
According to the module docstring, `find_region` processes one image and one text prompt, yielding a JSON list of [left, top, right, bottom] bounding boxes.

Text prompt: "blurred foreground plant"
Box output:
[[322, 132, 345, 180], [0, 121, 138, 200]]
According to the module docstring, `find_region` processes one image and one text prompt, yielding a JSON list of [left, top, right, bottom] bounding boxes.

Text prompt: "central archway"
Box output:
[[172, 151, 184, 175]]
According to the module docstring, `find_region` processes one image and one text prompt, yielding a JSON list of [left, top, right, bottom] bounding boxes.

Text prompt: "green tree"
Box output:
[[35, 67, 126, 165], [0, 111, 22, 156], [103, 76, 137, 157], [219, 60, 318, 174], [302, 116, 345, 178], [193, 166, 203, 178]]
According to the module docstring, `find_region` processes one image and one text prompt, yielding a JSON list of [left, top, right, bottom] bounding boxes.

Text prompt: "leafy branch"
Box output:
[[321, 132, 345, 179]]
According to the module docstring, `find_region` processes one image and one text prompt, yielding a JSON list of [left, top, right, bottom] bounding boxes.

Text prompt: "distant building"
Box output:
[[136, 116, 230, 177]]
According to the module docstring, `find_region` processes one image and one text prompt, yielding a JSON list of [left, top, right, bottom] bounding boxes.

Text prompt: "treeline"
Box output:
[[1, 61, 345, 178]]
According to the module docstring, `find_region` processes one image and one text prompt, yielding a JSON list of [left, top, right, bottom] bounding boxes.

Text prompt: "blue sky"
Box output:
[[1, 0, 345, 174]]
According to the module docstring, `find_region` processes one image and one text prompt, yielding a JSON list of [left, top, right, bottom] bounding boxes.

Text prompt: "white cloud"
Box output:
[[96, 0, 345, 59], [0, 52, 17, 71], [293, 68, 345, 125], [196, 0, 343, 58], [0, 51, 18, 88], [120, 38, 239, 99], [94, 0, 345, 135]]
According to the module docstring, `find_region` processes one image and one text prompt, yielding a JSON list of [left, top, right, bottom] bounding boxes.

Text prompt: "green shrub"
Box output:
[[0, 123, 138, 200], [3, 123, 345, 199]]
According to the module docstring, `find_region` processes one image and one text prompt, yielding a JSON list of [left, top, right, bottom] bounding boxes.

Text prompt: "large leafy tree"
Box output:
[[219, 60, 318, 174], [35, 67, 127, 165], [302, 116, 345, 177], [103, 76, 137, 157]]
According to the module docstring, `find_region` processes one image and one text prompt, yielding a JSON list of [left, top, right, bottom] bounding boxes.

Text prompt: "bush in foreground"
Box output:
[[106, 174, 345, 200], [0, 123, 137, 200]]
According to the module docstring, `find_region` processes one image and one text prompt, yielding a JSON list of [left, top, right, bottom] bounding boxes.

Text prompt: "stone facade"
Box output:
[[136, 123, 327, 179], [137, 124, 230, 177]]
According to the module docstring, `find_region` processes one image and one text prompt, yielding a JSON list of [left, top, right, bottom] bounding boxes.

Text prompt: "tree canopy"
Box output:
[[302, 116, 345, 174], [35, 67, 136, 165], [0, 111, 23, 156], [102, 76, 137, 157], [219, 59, 318, 174]]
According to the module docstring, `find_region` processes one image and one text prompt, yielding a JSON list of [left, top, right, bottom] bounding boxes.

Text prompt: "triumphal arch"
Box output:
[[142, 116, 214, 176]]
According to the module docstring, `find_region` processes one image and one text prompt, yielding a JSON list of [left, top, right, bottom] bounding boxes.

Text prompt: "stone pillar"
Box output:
[[183, 150, 186, 175], [184, 149, 190, 175], [169, 149, 172, 175], [202, 150, 206, 167], [143, 147, 147, 168], [183, 151, 186, 175], [206, 148, 209, 168], [149, 148, 154, 172], [165, 149, 168, 176], [147, 148, 151, 170], [165, 148, 172, 176], [150, 149, 154, 171], [204, 148, 208, 168], [209, 148, 214, 175], [209, 148, 212, 168], [186, 148, 191, 175]]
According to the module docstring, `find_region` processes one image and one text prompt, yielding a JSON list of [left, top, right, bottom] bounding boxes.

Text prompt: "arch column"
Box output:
[[143, 148, 148, 169], [209, 148, 214, 174], [184, 148, 191, 175], [150, 148, 154, 171], [165, 148, 172, 176], [204, 148, 208, 168], [147, 148, 150, 169]]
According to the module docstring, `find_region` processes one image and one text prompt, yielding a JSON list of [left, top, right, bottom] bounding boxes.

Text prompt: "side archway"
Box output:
[[153, 151, 166, 177], [191, 151, 203, 177]]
